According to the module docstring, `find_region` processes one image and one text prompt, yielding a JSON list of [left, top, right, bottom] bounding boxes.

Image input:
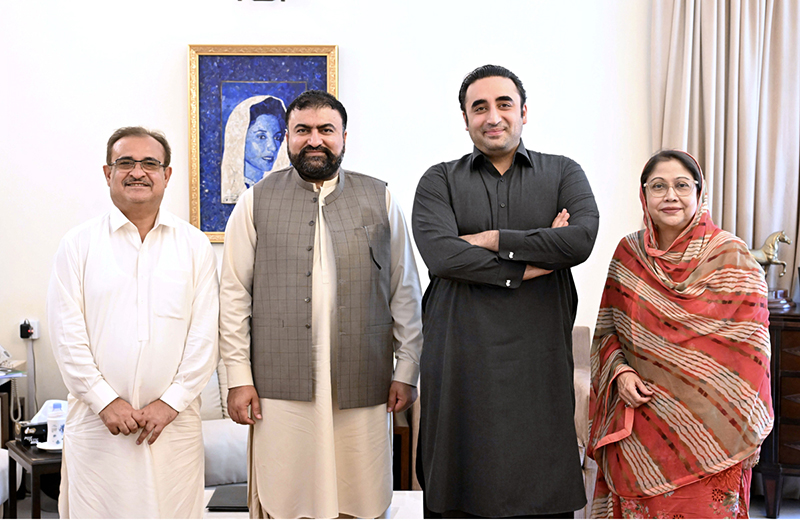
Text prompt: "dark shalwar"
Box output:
[[412, 141, 599, 517]]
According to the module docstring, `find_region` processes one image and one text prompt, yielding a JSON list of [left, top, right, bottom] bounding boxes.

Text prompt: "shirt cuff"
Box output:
[[498, 229, 526, 261], [392, 360, 419, 387], [226, 363, 255, 389], [494, 259, 526, 289], [160, 383, 195, 413], [85, 379, 119, 415]]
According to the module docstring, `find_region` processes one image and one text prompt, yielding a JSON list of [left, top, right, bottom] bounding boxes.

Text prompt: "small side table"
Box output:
[[6, 441, 62, 519]]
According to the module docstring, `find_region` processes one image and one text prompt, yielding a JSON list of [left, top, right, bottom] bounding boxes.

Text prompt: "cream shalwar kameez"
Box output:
[[220, 176, 423, 519], [47, 207, 219, 519]]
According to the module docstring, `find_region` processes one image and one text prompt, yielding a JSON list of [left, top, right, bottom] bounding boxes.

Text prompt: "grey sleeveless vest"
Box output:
[[251, 167, 394, 409]]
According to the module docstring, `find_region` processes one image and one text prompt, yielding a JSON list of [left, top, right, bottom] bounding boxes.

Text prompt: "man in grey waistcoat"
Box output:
[[219, 90, 424, 519]]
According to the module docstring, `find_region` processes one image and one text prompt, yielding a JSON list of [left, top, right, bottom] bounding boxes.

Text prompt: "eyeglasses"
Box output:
[[109, 158, 165, 173], [643, 178, 698, 197]]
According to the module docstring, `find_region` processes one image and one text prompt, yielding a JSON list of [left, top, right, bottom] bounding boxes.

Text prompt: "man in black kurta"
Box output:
[[412, 65, 599, 518]]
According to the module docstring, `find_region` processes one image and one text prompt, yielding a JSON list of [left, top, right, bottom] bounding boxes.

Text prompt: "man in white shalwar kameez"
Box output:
[[47, 127, 219, 519], [220, 90, 423, 519]]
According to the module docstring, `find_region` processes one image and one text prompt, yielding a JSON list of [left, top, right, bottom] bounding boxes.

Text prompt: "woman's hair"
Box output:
[[640, 150, 703, 190], [249, 97, 287, 127]]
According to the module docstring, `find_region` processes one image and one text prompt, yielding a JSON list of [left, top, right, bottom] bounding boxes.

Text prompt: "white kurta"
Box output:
[[47, 206, 219, 519], [220, 175, 423, 519]]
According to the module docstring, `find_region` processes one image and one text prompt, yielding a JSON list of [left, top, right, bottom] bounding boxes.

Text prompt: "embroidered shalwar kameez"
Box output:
[[220, 176, 423, 519], [47, 207, 219, 519]]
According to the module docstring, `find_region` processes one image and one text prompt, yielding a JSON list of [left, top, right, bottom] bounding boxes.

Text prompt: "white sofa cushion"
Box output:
[[199, 369, 223, 421], [203, 418, 249, 486]]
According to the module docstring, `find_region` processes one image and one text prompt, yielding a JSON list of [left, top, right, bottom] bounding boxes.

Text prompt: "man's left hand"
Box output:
[[132, 399, 178, 445], [387, 381, 418, 413]]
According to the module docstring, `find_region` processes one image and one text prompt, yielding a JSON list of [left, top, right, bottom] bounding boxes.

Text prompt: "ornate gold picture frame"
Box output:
[[188, 45, 338, 242]]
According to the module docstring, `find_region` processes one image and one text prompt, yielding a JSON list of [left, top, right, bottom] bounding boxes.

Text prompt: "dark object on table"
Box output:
[[14, 421, 47, 447], [206, 483, 248, 512]]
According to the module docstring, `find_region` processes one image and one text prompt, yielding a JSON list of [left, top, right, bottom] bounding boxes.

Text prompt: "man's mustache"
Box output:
[[123, 176, 152, 187], [300, 145, 335, 158]]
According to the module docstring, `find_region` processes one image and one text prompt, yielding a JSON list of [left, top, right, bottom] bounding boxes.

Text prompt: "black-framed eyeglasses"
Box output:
[[643, 178, 698, 197], [109, 158, 165, 173]]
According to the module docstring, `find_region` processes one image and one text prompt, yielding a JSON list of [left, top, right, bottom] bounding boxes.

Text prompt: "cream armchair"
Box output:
[[199, 362, 249, 487], [573, 325, 597, 519]]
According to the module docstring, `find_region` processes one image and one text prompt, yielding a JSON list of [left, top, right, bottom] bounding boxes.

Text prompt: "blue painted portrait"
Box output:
[[190, 47, 335, 236]]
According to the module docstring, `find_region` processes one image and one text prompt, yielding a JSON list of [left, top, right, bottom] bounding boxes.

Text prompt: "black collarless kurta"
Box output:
[[412, 141, 599, 517]]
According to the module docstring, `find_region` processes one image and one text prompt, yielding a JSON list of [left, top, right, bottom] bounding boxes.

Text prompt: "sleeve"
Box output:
[[218, 189, 257, 388], [497, 158, 599, 270], [386, 189, 423, 386], [587, 242, 637, 458], [159, 236, 220, 412], [412, 163, 526, 288], [47, 234, 119, 415]]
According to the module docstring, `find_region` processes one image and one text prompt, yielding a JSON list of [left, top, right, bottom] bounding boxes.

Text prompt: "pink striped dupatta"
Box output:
[[587, 174, 773, 518]]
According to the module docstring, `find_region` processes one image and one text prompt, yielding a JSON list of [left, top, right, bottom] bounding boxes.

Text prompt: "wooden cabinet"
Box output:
[[757, 307, 800, 518]]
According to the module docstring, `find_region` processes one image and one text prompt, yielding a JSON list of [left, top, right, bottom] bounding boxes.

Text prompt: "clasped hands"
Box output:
[[227, 381, 418, 426], [98, 397, 178, 445], [459, 209, 569, 280]]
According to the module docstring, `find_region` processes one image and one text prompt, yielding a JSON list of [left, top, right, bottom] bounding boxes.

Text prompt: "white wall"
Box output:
[[0, 0, 652, 406]]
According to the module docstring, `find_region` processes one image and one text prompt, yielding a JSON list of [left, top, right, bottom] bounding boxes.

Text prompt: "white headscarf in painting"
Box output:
[[220, 95, 290, 204]]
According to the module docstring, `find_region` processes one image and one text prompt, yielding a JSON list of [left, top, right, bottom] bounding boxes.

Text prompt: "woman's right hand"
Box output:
[[616, 371, 654, 408]]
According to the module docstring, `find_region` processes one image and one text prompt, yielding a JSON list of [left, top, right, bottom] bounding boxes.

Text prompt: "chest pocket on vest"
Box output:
[[358, 223, 390, 272]]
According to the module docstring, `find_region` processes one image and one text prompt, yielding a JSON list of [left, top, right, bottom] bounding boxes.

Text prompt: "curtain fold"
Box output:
[[651, 0, 800, 291]]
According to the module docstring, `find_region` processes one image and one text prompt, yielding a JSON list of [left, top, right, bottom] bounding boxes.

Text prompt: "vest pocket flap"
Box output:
[[357, 224, 390, 271]]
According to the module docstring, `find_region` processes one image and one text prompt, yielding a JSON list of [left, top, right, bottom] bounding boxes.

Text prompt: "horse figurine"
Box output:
[[750, 230, 792, 277]]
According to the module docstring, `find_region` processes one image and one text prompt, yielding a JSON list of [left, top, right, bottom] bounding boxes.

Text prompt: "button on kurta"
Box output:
[[136, 236, 150, 341], [309, 221, 315, 226], [304, 297, 311, 303]]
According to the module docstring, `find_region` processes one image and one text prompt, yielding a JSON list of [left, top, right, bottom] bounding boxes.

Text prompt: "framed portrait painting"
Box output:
[[188, 44, 338, 242]]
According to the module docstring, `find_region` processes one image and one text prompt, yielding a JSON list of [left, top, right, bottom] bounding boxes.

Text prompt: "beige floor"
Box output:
[[200, 491, 800, 519], [10, 489, 800, 519], [203, 489, 423, 519]]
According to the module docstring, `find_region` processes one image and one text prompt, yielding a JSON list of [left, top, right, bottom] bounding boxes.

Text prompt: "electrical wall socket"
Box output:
[[20, 319, 40, 340]]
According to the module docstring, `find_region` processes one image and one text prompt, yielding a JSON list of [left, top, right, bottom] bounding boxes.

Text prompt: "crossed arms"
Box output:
[[412, 158, 599, 288]]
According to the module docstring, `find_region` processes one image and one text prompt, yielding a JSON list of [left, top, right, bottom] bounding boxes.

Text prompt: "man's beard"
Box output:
[[289, 144, 345, 182]]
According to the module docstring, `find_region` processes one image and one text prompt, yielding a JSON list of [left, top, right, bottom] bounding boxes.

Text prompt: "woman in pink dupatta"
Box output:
[[587, 150, 773, 518]]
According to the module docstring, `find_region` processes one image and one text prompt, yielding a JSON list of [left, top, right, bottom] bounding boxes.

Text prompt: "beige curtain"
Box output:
[[651, 0, 800, 292]]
